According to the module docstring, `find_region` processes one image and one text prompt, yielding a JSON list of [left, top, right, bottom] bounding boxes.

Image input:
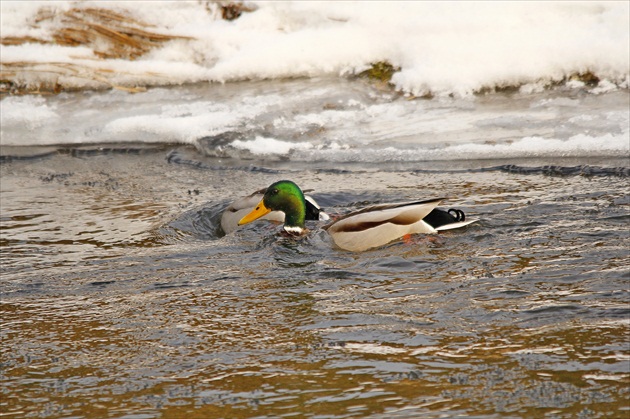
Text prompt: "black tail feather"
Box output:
[[423, 208, 466, 228]]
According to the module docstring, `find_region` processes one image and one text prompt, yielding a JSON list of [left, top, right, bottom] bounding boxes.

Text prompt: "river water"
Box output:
[[1, 79, 629, 418]]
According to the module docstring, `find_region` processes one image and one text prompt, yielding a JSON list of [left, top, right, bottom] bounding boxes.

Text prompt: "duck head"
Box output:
[[238, 180, 307, 235]]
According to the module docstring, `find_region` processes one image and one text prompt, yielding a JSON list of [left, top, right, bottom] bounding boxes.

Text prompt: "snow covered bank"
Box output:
[[1, 1, 628, 96]]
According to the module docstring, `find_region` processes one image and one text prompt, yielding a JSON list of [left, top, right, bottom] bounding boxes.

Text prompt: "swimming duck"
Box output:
[[237, 180, 477, 251], [221, 186, 329, 234]]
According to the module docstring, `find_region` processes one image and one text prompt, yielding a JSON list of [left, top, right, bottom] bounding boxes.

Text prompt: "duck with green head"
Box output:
[[237, 180, 477, 252], [238, 180, 309, 236], [220, 183, 326, 234]]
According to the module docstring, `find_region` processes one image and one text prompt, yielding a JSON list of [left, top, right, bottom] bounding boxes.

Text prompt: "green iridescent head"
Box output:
[[238, 180, 306, 230]]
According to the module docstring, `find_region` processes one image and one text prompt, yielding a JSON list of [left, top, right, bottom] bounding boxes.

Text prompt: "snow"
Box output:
[[1, 1, 628, 96]]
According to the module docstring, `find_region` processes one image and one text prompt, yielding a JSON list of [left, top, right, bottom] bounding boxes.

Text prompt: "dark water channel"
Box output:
[[1, 149, 629, 418]]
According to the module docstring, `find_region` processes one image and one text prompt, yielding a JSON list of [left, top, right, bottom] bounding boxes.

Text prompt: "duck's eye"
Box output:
[[270, 188, 279, 195]]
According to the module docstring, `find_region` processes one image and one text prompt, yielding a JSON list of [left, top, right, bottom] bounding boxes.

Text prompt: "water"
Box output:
[[1, 79, 629, 418]]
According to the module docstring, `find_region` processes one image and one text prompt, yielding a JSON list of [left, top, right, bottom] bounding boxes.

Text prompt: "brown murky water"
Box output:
[[1, 147, 628, 418]]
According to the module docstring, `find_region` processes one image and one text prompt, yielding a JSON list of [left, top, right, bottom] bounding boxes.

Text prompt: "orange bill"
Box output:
[[238, 200, 272, 225]]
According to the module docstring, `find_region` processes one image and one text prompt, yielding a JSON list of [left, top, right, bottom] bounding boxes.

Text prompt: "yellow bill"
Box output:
[[238, 200, 272, 225]]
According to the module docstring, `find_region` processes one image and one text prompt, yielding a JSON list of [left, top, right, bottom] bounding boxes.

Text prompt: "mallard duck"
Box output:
[[221, 187, 329, 234], [237, 180, 477, 251]]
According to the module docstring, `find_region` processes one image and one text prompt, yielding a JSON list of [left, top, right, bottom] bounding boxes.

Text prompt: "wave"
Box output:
[[205, 133, 629, 162], [1, 129, 627, 165]]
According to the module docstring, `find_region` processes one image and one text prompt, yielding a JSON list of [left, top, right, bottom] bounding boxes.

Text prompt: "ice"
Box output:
[[0, 75, 627, 163], [231, 136, 314, 155], [0, 96, 58, 130]]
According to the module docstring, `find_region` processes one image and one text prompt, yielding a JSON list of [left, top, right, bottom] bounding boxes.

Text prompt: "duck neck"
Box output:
[[283, 196, 306, 231]]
